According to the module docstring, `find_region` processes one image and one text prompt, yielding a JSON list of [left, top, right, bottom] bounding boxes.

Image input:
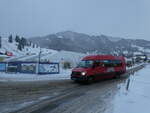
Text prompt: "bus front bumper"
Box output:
[[71, 76, 88, 81]]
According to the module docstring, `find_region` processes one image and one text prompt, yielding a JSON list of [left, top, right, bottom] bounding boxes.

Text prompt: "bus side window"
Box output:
[[113, 61, 117, 67], [93, 60, 101, 67], [114, 60, 122, 67], [100, 63, 105, 67], [94, 60, 106, 67], [103, 60, 113, 67], [118, 60, 122, 66]]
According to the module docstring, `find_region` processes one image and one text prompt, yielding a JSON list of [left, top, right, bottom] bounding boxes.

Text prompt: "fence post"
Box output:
[[126, 78, 130, 90], [6, 62, 8, 73]]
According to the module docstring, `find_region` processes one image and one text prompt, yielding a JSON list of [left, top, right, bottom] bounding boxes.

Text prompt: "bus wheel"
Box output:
[[87, 77, 94, 84], [115, 73, 121, 79]]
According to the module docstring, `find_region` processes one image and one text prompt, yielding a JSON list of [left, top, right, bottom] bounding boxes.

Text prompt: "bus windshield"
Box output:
[[77, 60, 94, 68]]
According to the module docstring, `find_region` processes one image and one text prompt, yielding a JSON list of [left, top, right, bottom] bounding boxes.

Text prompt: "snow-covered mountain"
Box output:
[[2, 31, 150, 61], [30, 31, 150, 55], [0, 37, 85, 64]]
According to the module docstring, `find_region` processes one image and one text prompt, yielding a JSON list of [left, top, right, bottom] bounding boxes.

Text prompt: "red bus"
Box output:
[[71, 55, 126, 83]]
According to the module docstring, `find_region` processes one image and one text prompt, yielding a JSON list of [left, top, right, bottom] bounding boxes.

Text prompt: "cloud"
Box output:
[[0, 0, 149, 40]]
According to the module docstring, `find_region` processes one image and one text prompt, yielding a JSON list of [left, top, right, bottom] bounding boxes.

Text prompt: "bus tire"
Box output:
[[87, 76, 94, 84], [115, 73, 121, 79]]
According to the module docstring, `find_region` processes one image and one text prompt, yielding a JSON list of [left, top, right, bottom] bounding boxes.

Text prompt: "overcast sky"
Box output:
[[0, 0, 149, 40]]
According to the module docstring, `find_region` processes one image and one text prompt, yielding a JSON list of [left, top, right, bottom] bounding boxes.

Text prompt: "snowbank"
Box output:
[[111, 65, 150, 113], [0, 69, 72, 82]]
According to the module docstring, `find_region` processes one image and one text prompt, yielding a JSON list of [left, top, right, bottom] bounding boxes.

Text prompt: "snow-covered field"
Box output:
[[0, 68, 72, 82], [40, 50, 86, 67], [109, 64, 150, 113], [132, 44, 150, 53]]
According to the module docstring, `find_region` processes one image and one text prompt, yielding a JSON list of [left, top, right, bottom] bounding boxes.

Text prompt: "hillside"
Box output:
[[0, 37, 58, 61], [30, 31, 150, 55], [0, 37, 85, 64]]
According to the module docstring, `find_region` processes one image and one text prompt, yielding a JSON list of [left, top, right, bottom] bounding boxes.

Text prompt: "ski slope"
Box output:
[[0, 37, 58, 61]]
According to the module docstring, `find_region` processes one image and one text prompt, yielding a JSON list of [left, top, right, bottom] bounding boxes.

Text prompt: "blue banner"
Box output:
[[0, 62, 59, 74], [7, 62, 20, 73], [0, 62, 6, 72], [39, 63, 59, 74]]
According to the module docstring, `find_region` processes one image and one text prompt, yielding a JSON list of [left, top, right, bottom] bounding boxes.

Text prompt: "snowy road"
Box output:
[[0, 80, 78, 113], [41, 64, 150, 113], [0, 64, 145, 113]]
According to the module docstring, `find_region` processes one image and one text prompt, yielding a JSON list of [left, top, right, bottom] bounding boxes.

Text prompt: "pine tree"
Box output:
[[15, 35, 20, 42], [22, 43, 25, 49], [17, 42, 22, 51], [8, 35, 13, 43], [0, 36, 2, 48], [33, 43, 35, 48], [20, 37, 27, 46]]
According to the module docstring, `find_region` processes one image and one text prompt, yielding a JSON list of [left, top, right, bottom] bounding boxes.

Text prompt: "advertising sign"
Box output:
[[20, 63, 36, 74], [0, 62, 6, 72], [7, 62, 20, 73], [39, 63, 59, 74]]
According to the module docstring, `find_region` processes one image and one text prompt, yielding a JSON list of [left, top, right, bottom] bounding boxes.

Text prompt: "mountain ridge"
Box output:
[[30, 31, 150, 55]]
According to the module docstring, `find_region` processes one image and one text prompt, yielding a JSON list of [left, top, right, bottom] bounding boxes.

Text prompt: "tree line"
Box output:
[[0, 35, 38, 51]]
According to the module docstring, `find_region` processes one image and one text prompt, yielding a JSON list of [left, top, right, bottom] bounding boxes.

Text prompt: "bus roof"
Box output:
[[83, 55, 124, 60]]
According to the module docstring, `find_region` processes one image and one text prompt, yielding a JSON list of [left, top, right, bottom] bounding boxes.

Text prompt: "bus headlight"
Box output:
[[81, 72, 86, 76]]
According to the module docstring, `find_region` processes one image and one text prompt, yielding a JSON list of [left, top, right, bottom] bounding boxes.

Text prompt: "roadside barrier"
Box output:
[[0, 62, 6, 72], [0, 61, 59, 74]]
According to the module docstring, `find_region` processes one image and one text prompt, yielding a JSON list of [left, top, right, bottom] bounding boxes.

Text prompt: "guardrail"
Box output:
[[122, 63, 146, 78]]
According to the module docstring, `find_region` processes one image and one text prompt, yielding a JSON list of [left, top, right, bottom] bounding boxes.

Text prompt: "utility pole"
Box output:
[[36, 48, 42, 74], [38, 48, 42, 64], [0, 36, 2, 48]]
